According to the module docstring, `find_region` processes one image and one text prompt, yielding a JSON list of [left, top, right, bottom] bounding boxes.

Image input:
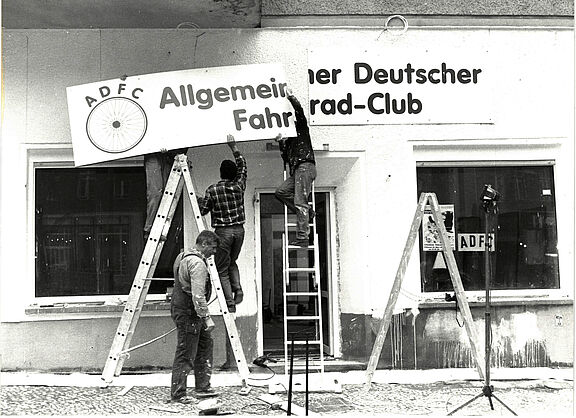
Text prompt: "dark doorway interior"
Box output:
[[259, 192, 331, 356]]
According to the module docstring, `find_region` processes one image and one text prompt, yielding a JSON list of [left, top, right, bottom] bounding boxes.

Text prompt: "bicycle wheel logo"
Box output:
[[86, 97, 148, 153]]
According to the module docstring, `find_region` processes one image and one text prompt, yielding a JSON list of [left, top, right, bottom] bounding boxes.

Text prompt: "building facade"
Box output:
[[0, 1, 573, 371]]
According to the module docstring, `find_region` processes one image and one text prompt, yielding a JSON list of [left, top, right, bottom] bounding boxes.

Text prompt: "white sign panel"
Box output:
[[422, 204, 455, 251], [67, 63, 297, 166], [308, 46, 491, 125], [458, 233, 495, 252]]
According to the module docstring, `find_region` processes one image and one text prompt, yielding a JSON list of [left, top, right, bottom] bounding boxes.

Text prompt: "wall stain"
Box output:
[[422, 311, 550, 368], [342, 316, 363, 355]]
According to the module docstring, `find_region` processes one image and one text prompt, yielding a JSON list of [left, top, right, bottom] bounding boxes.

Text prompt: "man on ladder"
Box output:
[[274, 88, 327, 385], [274, 89, 317, 247], [197, 134, 247, 371], [143, 147, 188, 241]]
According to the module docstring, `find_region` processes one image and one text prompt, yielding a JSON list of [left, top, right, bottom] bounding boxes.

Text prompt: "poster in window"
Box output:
[[422, 204, 455, 251]]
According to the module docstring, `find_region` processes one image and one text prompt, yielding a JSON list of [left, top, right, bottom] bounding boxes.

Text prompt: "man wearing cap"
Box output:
[[198, 134, 247, 370]]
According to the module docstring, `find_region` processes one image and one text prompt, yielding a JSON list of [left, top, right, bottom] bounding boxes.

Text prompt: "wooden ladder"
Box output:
[[364, 192, 486, 389]]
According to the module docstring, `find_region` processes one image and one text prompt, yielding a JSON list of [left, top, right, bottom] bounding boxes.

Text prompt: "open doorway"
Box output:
[[258, 191, 333, 357]]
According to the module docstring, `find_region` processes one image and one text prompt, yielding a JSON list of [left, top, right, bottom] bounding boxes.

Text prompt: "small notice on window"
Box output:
[[422, 204, 455, 251], [458, 233, 495, 252]]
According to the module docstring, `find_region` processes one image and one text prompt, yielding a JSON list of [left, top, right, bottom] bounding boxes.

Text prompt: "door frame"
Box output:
[[254, 188, 341, 358]]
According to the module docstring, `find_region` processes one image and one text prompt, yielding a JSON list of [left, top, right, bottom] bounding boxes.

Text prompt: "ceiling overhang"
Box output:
[[2, 0, 261, 29]]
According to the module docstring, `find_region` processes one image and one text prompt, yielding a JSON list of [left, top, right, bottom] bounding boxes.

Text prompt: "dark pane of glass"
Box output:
[[35, 166, 177, 297], [416, 165, 559, 292], [259, 192, 329, 354]]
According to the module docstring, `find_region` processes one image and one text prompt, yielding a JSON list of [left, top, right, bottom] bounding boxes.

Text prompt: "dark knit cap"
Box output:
[[220, 160, 237, 180]]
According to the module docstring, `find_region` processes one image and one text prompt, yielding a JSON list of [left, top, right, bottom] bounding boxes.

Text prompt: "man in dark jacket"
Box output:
[[169, 230, 220, 404], [275, 89, 317, 247]]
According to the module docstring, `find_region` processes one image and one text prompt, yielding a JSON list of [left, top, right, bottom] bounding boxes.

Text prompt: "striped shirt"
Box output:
[[198, 151, 247, 227]]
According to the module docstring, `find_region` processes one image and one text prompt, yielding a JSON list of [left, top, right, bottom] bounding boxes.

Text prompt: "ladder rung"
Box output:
[[287, 244, 316, 250], [287, 267, 315, 272], [144, 278, 174, 281], [285, 292, 319, 297], [285, 315, 320, 320], [285, 340, 322, 345], [286, 223, 314, 227]]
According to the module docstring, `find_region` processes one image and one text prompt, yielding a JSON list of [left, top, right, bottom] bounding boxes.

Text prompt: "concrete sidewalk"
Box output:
[[1, 368, 573, 416], [1, 366, 572, 387]]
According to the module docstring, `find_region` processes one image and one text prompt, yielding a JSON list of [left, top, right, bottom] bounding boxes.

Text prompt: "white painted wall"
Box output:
[[1, 27, 573, 327]]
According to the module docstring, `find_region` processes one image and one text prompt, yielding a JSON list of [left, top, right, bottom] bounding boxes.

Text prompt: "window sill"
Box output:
[[25, 300, 171, 315], [418, 295, 573, 309]]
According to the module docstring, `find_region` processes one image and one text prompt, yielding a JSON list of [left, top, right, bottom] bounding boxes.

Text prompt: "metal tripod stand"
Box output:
[[448, 185, 517, 416]]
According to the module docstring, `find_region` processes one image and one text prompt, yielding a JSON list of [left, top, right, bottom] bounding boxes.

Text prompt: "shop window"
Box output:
[[35, 167, 181, 297], [417, 164, 559, 292]]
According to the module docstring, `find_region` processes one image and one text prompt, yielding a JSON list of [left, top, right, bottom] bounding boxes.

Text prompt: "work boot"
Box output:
[[167, 396, 194, 404], [217, 361, 238, 371], [289, 238, 309, 248], [217, 362, 232, 371], [233, 290, 244, 305], [309, 208, 316, 223], [194, 387, 219, 398]]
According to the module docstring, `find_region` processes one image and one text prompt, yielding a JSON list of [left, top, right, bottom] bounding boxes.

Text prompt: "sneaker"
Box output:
[[289, 238, 309, 248], [194, 388, 219, 398], [168, 396, 194, 404], [233, 290, 244, 305]]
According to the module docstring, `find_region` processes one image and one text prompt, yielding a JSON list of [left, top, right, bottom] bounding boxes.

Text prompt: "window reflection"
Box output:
[[417, 165, 559, 292], [35, 167, 179, 297]]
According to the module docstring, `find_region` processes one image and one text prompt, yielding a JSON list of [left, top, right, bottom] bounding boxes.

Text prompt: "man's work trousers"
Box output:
[[170, 309, 213, 400], [275, 162, 317, 240], [144, 154, 190, 235], [214, 225, 245, 313], [144, 154, 172, 234]]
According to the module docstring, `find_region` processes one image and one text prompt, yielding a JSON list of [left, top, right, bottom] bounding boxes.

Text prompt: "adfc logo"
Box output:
[[85, 85, 147, 153]]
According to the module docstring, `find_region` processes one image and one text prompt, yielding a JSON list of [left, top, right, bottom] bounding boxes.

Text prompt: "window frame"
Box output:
[[412, 139, 574, 303], [416, 160, 562, 296], [26, 144, 167, 305]]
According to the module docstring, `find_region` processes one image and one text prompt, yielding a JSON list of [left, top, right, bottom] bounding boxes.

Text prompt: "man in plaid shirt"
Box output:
[[198, 134, 247, 370], [198, 134, 247, 310]]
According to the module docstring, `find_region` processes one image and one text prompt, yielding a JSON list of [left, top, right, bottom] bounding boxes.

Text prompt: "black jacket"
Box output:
[[280, 95, 315, 176]]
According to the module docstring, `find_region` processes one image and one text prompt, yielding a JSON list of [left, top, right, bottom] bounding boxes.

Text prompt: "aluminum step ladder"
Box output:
[[281, 179, 325, 376], [101, 154, 250, 384]]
